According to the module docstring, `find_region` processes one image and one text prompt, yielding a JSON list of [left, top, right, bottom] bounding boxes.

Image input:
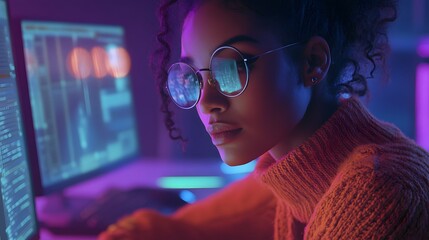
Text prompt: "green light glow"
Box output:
[[157, 176, 225, 189]]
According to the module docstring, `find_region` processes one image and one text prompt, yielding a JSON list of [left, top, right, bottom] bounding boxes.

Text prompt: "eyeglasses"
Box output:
[[166, 42, 300, 109]]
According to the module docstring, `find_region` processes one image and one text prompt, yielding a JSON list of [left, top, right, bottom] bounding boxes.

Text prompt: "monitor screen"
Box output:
[[20, 20, 139, 194], [0, 0, 39, 239]]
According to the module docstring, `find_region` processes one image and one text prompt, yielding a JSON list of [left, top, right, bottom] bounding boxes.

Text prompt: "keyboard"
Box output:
[[41, 187, 188, 236]]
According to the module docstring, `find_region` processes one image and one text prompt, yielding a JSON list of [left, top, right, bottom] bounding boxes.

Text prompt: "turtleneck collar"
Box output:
[[254, 97, 401, 223]]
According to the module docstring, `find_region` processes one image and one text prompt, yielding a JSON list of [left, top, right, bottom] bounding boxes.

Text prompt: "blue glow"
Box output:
[[157, 176, 225, 189], [339, 92, 352, 99], [220, 160, 256, 174], [179, 190, 197, 203], [212, 58, 243, 94]]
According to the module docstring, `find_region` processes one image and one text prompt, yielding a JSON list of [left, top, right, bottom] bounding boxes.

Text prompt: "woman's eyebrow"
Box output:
[[179, 35, 259, 64], [216, 35, 259, 49]]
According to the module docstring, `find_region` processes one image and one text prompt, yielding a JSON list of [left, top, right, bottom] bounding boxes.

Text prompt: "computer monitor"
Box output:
[[0, 0, 39, 239], [19, 20, 140, 195]]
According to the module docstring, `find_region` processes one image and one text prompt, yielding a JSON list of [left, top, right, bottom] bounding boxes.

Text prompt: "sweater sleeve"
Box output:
[[305, 146, 429, 239], [98, 173, 276, 240]]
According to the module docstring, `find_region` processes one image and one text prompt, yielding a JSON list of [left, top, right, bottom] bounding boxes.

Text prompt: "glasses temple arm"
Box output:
[[244, 42, 301, 62]]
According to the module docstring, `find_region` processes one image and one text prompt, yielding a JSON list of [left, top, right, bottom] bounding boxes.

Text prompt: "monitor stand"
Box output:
[[37, 187, 188, 236]]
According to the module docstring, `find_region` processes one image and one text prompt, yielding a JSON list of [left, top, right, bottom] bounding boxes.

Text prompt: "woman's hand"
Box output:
[[98, 215, 141, 240]]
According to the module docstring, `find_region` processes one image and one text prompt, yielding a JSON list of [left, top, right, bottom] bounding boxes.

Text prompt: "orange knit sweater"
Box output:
[[99, 98, 429, 240]]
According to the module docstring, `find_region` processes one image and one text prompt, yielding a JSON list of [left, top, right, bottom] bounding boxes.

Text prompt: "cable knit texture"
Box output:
[[254, 97, 429, 239], [99, 97, 429, 240]]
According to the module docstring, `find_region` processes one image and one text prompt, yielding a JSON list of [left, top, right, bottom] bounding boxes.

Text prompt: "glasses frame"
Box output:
[[167, 42, 301, 109]]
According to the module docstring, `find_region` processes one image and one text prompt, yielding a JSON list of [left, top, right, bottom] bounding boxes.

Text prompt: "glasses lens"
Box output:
[[167, 63, 200, 109], [211, 47, 248, 97]]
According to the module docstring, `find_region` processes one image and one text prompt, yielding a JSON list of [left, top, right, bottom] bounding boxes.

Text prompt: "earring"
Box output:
[[311, 77, 318, 84]]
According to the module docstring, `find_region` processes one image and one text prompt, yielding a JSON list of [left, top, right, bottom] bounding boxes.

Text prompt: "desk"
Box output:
[[37, 158, 249, 239]]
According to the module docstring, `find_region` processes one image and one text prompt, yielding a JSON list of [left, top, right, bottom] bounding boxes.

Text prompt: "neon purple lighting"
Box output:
[[416, 63, 429, 150], [417, 37, 429, 58]]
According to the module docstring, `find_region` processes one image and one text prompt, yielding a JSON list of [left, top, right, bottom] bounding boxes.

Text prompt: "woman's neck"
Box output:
[[269, 89, 339, 161]]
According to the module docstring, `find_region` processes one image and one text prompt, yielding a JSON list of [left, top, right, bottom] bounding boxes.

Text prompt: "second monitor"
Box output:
[[20, 21, 140, 194], [17, 20, 188, 236]]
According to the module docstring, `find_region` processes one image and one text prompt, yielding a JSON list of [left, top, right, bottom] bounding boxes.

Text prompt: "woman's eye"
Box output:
[[184, 73, 194, 79], [235, 60, 246, 71]]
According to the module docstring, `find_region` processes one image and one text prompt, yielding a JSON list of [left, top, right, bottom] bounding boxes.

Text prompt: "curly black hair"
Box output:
[[151, 0, 398, 140]]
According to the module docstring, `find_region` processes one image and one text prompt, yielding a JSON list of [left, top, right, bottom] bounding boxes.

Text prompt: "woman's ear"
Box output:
[[302, 36, 331, 87]]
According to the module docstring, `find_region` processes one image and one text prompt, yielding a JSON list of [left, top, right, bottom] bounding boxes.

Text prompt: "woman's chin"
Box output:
[[218, 148, 255, 166]]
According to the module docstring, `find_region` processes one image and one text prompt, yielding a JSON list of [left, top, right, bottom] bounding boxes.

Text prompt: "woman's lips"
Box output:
[[206, 123, 242, 146]]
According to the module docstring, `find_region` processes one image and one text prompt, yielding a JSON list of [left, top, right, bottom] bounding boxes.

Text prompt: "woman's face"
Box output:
[[181, 0, 311, 165]]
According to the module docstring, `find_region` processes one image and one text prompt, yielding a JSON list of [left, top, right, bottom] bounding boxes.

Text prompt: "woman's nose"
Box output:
[[197, 72, 229, 114]]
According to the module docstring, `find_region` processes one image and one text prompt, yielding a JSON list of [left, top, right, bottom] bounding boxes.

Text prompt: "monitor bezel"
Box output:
[[10, 18, 142, 197]]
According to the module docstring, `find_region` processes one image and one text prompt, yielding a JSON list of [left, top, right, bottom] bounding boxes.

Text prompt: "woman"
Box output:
[[100, 0, 429, 239]]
